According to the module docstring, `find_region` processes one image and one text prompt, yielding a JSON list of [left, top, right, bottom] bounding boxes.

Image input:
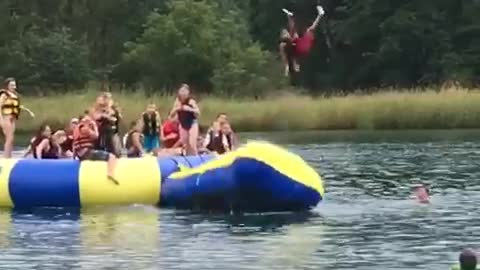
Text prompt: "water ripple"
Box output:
[[0, 137, 478, 269]]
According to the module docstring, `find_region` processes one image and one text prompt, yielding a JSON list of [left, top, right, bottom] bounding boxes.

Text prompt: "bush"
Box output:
[[123, 0, 285, 96], [1, 27, 91, 92]]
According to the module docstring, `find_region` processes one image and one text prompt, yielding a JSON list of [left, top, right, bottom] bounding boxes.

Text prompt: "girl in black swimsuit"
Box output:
[[169, 84, 200, 155]]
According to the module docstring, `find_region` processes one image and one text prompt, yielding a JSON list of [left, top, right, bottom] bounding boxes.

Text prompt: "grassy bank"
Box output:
[[16, 88, 480, 134]]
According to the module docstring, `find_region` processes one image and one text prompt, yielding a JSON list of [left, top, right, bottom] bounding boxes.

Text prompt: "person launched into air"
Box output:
[[279, 5, 325, 77]]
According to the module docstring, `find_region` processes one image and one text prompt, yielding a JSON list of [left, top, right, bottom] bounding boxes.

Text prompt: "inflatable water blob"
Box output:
[[0, 141, 324, 212]]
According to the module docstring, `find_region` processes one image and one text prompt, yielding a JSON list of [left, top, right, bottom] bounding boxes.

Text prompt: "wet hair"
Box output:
[[414, 184, 430, 194], [460, 249, 477, 270], [3, 77, 15, 89]]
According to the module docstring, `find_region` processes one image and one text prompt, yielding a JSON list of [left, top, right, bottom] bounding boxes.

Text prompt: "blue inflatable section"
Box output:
[[0, 141, 323, 212], [10, 160, 81, 208], [160, 158, 321, 212], [157, 155, 215, 181]]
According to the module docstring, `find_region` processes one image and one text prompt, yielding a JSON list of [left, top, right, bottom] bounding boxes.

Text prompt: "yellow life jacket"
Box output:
[[0, 89, 20, 119]]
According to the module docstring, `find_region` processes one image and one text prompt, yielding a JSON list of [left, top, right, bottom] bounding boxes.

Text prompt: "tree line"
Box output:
[[0, 0, 479, 96]]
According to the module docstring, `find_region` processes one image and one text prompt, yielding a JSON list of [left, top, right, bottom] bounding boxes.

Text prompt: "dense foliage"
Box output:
[[0, 0, 479, 95]]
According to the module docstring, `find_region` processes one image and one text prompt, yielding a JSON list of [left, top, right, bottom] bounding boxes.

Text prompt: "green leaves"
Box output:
[[1, 28, 90, 91], [1, 0, 479, 94], [123, 0, 284, 96]]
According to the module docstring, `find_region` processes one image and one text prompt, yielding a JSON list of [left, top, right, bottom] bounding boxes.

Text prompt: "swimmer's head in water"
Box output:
[[4, 77, 16, 91], [460, 249, 477, 270], [177, 83, 190, 101], [414, 185, 430, 203]]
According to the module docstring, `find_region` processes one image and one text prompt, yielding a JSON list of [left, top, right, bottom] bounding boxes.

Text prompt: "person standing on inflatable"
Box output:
[[169, 84, 200, 155], [107, 94, 123, 157], [141, 104, 161, 153], [279, 6, 325, 76], [0, 78, 35, 158], [125, 120, 145, 158]]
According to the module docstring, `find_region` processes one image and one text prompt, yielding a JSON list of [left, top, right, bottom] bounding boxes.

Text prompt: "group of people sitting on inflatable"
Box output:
[[23, 83, 238, 159], [0, 79, 237, 184], [0, 4, 326, 179]]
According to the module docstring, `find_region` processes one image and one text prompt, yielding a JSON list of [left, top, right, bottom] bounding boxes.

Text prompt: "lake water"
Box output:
[[2, 129, 480, 269]]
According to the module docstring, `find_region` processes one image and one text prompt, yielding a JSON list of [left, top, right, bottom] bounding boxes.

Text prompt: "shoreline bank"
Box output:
[[15, 88, 480, 134]]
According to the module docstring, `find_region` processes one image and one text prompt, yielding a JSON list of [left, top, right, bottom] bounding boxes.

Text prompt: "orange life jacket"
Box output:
[[73, 119, 97, 152]]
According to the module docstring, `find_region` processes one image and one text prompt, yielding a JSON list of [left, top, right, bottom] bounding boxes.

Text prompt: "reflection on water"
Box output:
[[1, 130, 480, 269], [0, 210, 11, 249], [79, 206, 160, 269]]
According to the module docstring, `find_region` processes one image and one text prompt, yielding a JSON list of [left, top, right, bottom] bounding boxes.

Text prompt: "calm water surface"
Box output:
[[3, 130, 480, 269]]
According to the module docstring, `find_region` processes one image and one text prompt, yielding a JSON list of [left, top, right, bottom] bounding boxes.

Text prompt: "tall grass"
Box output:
[[16, 88, 480, 134]]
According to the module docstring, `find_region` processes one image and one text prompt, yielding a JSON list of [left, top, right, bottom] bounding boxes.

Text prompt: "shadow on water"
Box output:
[[4, 207, 319, 230], [169, 210, 320, 233]]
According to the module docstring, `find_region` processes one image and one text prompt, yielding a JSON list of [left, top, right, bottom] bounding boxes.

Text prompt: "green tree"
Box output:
[[2, 28, 91, 92], [1, 0, 480, 94], [123, 0, 285, 95]]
